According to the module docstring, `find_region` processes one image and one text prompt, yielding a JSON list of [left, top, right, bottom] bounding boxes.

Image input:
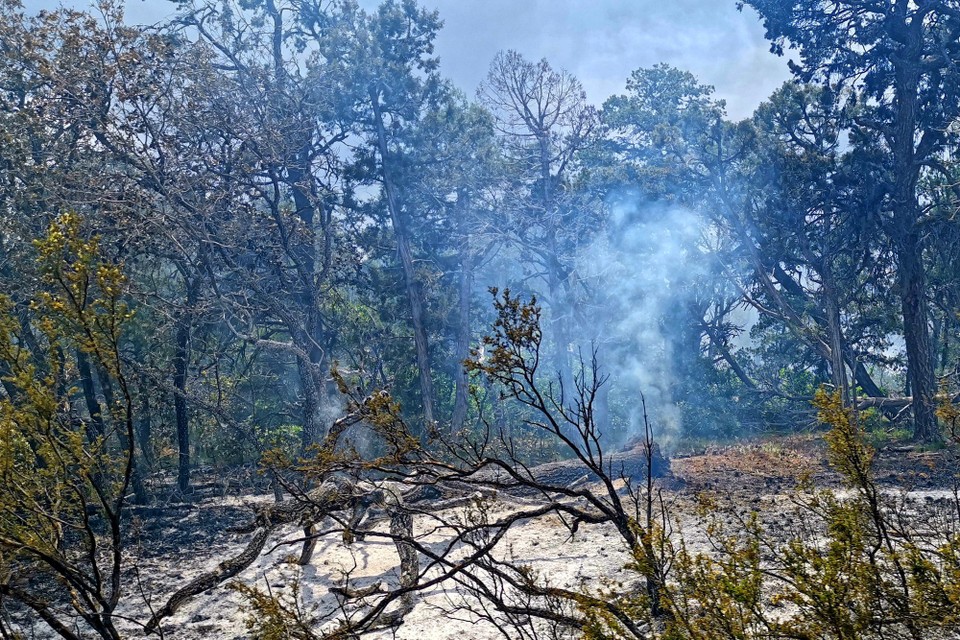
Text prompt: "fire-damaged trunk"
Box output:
[[173, 280, 198, 495], [370, 86, 436, 434], [499, 441, 671, 494], [897, 231, 937, 440]]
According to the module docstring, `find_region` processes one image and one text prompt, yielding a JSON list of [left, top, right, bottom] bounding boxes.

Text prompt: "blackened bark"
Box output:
[[173, 282, 197, 495]]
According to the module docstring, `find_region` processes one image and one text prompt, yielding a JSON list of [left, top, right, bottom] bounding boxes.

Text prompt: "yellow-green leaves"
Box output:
[[0, 212, 134, 633], [33, 212, 132, 375]]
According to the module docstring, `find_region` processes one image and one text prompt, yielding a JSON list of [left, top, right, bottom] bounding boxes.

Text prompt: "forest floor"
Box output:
[[28, 435, 956, 640]]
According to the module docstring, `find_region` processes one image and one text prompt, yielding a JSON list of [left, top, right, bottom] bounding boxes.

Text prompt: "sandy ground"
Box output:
[[13, 437, 960, 639], [123, 492, 642, 640]]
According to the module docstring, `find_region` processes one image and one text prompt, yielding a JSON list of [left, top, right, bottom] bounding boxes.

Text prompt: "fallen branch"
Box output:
[[144, 476, 381, 633]]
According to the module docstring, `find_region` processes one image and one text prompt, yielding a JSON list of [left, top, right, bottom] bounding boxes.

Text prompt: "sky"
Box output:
[[21, 0, 791, 120]]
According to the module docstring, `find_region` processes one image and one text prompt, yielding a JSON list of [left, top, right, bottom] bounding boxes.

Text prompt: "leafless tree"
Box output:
[[479, 51, 599, 391]]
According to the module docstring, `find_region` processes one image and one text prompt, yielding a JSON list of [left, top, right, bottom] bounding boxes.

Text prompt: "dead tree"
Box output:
[[143, 475, 397, 633]]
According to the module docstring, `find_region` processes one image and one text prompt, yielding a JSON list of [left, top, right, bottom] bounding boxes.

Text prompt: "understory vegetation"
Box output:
[[2, 0, 960, 637]]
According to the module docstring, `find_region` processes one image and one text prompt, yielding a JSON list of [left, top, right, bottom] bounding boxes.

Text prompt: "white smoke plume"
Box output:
[[574, 194, 710, 451]]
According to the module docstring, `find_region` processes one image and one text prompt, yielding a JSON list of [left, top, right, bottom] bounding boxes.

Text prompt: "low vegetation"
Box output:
[[2, 0, 960, 637]]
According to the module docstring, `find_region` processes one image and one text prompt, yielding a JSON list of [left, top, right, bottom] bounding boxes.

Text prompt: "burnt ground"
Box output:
[[11, 436, 960, 639], [124, 434, 957, 568], [671, 434, 959, 495]]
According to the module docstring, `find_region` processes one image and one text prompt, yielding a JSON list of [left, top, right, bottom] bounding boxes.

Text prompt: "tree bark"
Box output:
[[370, 86, 436, 434], [451, 204, 474, 433], [541, 130, 572, 393], [822, 269, 850, 403], [295, 344, 323, 449], [890, 17, 938, 441], [173, 281, 197, 495], [897, 234, 938, 440]]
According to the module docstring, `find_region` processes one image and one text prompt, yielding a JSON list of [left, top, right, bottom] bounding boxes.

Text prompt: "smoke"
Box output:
[[574, 193, 711, 451]]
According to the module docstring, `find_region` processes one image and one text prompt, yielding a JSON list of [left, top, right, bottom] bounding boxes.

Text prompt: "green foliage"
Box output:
[[0, 213, 137, 637], [571, 389, 960, 640], [666, 512, 768, 640], [467, 287, 543, 384], [230, 579, 318, 640]]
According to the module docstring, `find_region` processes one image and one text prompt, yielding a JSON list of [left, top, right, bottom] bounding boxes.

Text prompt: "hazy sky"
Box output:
[[21, 0, 790, 119]]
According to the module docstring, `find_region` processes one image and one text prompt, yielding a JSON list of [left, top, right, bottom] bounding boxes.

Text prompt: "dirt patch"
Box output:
[[671, 436, 827, 494], [14, 436, 959, 639]]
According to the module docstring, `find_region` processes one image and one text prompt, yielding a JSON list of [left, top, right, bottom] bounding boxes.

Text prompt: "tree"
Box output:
[[603, 65, 894, 431], [0, 214, 139, 639], [739, 0, 960, 439], [478, 50, 599, 392], [99, 0, 362, 457], [0, 0, 155, 501], [747, 81, 900, 406]]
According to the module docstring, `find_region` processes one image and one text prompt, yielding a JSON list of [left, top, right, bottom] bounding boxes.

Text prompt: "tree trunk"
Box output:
[[845, 352, 883, 400], [890, 23, 938, 441], [286, 135, 329, 449], [451, 212, 474, 433], [296, 345, 323, 449], [822, 270, 849, 403], [173, 284, 196, 495], [897, 235, 938, 440], [370, 87, 436, 434], [96, 364, 148, 505]]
